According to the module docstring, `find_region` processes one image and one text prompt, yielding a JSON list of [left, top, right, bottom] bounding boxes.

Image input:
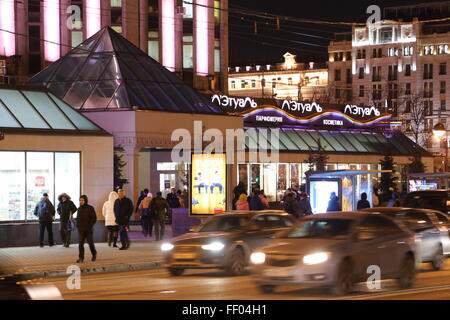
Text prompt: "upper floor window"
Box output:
[[403, 46, 414, 56], [388, 48, 398, 57], [424, 63, 433, 80], [424, 46, 436, 55], [251, 80, 256, 88], [231, 81, 236, 89], [438, 44, 449, 55], [358, 67, 364, 79], [405, 64, 411, 76], [288, 78, 293, 86], [440, 63, 447, 75], [335, 69, 341, 81]]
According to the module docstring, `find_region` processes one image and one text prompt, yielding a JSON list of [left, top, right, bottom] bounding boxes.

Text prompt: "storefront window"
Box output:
[[26, 152, 54, 220], [0, 152, 25, 221], [55, 153, 80, 207], [250, 164, 261, 191], [238, 164, 248, 191], [263, 163, 276, 202], [0, 151, 81, 222], [290, 164, 299, 188]]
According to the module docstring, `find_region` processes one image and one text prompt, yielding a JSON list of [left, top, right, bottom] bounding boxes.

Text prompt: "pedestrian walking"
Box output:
[[259, 190, 269, 209], [178, 190, 187, 208], [372, 187, 380, 207], [357, 192, 371, 210], [114, 189, 134, 250], [34, 193, 55, 247], [139, 192, 153, 237], [298, 192, 313, 216], [166, 188, 180, 208], [327, 192, 341, 212], [57, 193, 77, 247], [232, 182, 247, 210], [102, 191, 119, 247], [283, 193, 302, 219], [235, 193, 250, 210], [135, 189, 148, 214], [150, 192, 170, 241], [76, 195, 97, 263]]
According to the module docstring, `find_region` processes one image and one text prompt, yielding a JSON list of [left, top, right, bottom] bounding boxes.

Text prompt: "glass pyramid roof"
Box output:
[[28, 27, 223, 114], [0, 87, 103, 132]]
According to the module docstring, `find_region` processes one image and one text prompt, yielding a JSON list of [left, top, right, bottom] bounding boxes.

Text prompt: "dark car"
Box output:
[[364, 207, 450, 270], [251, 212, 418, 295], [404, 190, 450, 213], [161, 210, 296, 276]]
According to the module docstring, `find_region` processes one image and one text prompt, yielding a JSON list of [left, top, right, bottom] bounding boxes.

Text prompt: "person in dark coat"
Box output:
[[166, 188, 180, 208], [327, 192, 341, 212], [232, 182, 247, 210], [150, 192, 170, 241], [298, 192, 313, 216], [135, 189, 148, 214], [283, 193, 302, 219], [249, 190, 264, 211], [34, 193, 55, 247], [357, 192, 371, 210], [114, 189, 134, 250], [57, 193, 77, 248], [76, 195, 97, 263]]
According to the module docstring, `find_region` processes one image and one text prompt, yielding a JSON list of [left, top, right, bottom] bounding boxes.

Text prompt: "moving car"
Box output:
[[404, 190, 450, 213], [250, 212, 417, 295], [364, 207, 450, 270], [161, 210, 296, 276]]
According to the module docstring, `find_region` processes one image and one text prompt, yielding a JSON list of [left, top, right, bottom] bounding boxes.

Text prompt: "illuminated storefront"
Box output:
[[0, 86, 113, 246], [209, 94, 435, 205]]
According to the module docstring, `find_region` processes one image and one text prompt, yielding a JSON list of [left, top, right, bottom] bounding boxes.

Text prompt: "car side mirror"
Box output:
[[248, 224, 263, 231]]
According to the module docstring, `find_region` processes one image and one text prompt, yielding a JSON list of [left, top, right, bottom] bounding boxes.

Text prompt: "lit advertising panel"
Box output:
[[191, 154, 226, 215]]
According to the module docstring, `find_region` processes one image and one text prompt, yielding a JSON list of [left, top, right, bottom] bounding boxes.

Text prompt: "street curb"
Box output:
[[4, 261, 165, 280]]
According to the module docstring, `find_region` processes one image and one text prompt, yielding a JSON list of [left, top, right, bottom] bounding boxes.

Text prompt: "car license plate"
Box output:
[[173, 252, 196, 260], [263, 267, 294, 277]]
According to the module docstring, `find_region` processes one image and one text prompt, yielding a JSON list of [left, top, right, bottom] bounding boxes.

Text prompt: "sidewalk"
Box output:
[[0, 226, 170, 279]]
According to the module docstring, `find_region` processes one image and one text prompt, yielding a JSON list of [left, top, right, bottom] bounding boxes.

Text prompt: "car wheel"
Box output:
[[431, 245, 445, 271], [225, 247, 247, 276], [398, 254, 416, 289], [168, 267, 185, 276], [258, 285, 276, 294], [331, 259, 354, 296]]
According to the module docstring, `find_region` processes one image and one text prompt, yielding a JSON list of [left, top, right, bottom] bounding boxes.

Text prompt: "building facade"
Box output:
[[328, 3, 450, 164], [228, 53, 328, 102], [0, 0, 228, 92]]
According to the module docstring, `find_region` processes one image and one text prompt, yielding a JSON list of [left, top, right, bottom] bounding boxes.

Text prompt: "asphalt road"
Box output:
[[37, 260, 450, 300]]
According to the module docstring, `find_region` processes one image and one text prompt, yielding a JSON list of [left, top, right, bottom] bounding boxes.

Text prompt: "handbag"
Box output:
[[67, 211, 76, 231]]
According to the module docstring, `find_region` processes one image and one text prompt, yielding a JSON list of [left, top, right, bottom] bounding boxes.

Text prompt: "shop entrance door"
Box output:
[[160, 173, 176, 198]]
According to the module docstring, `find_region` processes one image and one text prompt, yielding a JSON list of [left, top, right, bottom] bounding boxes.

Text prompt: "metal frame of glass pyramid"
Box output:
[[28, 27, 224, 114]]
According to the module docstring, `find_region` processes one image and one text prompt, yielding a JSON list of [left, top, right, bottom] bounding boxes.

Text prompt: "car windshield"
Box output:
[[199, 216, 250, 232], [283, 219, 353, 239]]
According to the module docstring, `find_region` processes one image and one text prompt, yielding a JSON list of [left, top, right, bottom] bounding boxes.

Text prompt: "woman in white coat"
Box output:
[[103, 191, 119, 247]]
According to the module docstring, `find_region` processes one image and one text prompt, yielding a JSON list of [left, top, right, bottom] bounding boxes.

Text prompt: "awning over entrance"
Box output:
[[245, 127, 431, 156], [0, 86, 104, 134]]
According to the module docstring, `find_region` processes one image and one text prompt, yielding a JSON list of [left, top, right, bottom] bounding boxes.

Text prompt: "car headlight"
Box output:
[[201, 242, 225, 251], [303, 252, 329, 265], [161, 243, 174, 251], [250, 252, 266, 264]]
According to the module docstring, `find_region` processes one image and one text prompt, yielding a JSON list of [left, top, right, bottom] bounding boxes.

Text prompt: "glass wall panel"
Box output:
[[55, 153, 80, 208], [290, 164, 299, 188], [0, 152, 25, 221], [277, 163, 288, 198], [238, 164, 249, 192], [26, 152, 54, 221], [263, 163, 276, 201], [250, 164, 261, 191], [183, 44, 193, 69]]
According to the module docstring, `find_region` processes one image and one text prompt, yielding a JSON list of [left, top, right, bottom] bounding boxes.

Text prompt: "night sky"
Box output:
[[228, 0, 430, 66]]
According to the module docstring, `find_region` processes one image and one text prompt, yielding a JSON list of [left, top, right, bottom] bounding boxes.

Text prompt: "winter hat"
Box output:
[[239, 193, 247, 201]]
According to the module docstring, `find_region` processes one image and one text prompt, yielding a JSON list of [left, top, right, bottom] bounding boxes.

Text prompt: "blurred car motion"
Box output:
[[364, 207, 450, 270], [0, 275, 63, 300], [404, 190, 450, 213], [250, 212, 418, 295], [161, 210, 295, 276]]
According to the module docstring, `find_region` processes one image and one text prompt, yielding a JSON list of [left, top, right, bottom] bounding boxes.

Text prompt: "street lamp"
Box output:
[[433, 122, 448, 172]]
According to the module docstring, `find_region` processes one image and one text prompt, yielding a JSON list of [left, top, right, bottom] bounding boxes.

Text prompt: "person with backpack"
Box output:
[[150, 192, 170, 241], [34, 193, 56, 247], [57, 193, 77, 248], [357, 192, 371, 210], [76, 195, 97, 263]]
